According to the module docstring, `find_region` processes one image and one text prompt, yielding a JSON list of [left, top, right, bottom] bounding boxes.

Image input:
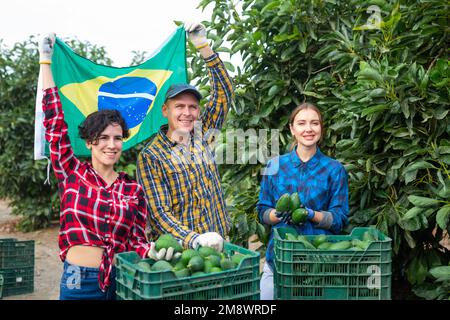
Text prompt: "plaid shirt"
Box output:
[[43, 87, 151, 291], [136, 53, 234, 248], [257, 147, 349, 270]]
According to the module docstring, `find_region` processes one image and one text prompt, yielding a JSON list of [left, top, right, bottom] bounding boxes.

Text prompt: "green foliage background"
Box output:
[[187, 0, 449, 299], [0, 0, 449, 299]]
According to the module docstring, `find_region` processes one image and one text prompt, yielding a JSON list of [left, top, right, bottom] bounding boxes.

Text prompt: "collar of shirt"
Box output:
[[158, 124, 177, 148], [158, 124, 198, 150], [85, 161, 129, 187], [289, 146, 322, 169]]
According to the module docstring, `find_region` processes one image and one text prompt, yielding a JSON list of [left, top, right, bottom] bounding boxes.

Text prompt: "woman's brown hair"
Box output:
[[289, 102, 324, 149]]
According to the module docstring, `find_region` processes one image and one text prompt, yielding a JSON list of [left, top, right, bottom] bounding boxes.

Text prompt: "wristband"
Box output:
[[39, 61, 51, 64], [195, 42, 208, 49]]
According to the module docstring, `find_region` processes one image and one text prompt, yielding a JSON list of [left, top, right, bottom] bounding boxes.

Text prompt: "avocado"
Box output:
[[174, 268, 190, 278], [285, 233, 298, 241], [210, 267, 222, 273], [362, 230, 378, 242], [181, 249, 200, 266], [275, 193, 291, 212], [328, 240, 352, 250], [231, 254, 246, 266], [198, 246, 220, 258], [289, 193, 301, 211], [187, 255, 205, 272], [297, 237, 316, 250], [352, 239, 371, 250], [191, 271, 206, 277], [203, 260, 214, 273], [313, 234, 328, 247], [205, 255, 221, 268], [172, 260, 186, 272], [317, 242, 332, 250], [220, 258, 236, 270], [136, 261, 152, 272], [151, 260, 173, 272], [291, 208, 308, 224], [155, 233, 183, 253]]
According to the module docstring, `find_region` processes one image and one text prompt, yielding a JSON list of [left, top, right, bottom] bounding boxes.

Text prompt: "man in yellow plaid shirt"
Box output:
[[136, 21, 234, 252]]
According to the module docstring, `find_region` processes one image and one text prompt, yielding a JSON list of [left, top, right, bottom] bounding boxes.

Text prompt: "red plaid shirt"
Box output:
[[43, 87, 151, 291]]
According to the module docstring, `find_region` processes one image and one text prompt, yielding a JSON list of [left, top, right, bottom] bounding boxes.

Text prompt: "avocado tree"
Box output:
[[188, 0, 449, 298]]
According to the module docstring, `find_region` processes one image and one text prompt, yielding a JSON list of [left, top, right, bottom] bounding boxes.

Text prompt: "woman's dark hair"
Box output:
[[78, 109, 129, 144]]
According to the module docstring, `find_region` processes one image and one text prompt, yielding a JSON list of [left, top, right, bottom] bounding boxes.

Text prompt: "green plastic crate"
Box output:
[[116, 242, 260, 300], [274, 227, 392, 300], [1, 266, 34, 297], [0, 273, 3, 299], [0, 238, 35, 269]]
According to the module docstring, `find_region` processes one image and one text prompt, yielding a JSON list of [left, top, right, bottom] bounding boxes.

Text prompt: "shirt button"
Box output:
[[106, 219, 110, 223], [109, 202, 112, 206]]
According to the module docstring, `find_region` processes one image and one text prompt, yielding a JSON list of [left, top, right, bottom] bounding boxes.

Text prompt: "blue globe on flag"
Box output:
[[98, 77, 157, 129]]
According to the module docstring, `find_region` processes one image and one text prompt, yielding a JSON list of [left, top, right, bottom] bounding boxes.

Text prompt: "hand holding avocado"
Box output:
[[274, 192, 314, 225], [148, 233, 183, 261]]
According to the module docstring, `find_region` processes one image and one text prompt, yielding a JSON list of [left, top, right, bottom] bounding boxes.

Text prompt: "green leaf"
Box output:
[[400, 216, 421, 231], [224, 61, 235, 72], [361, 104, 389, 116], [413, 283, 443, 300], [403, 161, 435, 173], [261, 1, 280, 14], [404, 170, 417, 184], [357, 68, 384, 83], [302, 91, 325, 99], [402, 207, 422, 220], [407, 256, 428, 285], [436, 205, 450, 230], [407, 195, 441, 208], [268, 85, 281, 97], [429, 266, 450, 281], [404, 231, 416, 249]]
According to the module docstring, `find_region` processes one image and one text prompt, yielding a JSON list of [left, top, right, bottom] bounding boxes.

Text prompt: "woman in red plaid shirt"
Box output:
[[39, 34, 176, 300]]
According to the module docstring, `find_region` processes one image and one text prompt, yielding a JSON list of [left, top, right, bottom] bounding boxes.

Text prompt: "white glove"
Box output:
[[148, 242, 181, 261], [194, 232, 224, 252], [39, 33, 56, 64], [184, 21, 208, 48]]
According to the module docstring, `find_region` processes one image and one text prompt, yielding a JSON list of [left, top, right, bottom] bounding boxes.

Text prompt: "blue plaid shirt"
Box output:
[[257, 147, 349, 270]]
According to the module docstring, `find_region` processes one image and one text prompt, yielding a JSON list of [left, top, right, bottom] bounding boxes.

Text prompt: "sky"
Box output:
[[0, 0, 216, 67]]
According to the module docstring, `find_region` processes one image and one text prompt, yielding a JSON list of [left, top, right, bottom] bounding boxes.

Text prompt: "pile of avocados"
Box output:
[[283, 230, 379, 251], [134, 234, 250, 278]]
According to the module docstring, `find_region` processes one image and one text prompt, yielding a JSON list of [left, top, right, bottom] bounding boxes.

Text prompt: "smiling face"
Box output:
[[290, 108, 322, 149], [86, 123, 123, 169], [162, 92, 200, 137]]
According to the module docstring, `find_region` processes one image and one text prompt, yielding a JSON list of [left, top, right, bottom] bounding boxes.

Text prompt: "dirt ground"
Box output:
[[0, 200, 61, 300]]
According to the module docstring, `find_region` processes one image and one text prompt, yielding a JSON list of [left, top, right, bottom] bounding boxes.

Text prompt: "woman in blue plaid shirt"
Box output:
[[257, 102, 349, 300]]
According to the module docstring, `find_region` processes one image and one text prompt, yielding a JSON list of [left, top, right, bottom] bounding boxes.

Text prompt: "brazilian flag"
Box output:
[[35, 26, 187, 158]]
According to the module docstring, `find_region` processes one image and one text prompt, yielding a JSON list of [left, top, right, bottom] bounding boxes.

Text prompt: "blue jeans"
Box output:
[[59, 260, 116, 300], [260, 262, 274, 300]]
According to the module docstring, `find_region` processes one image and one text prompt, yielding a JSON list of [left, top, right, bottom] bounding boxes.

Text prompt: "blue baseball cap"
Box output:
[[164, 83, 202, 102]]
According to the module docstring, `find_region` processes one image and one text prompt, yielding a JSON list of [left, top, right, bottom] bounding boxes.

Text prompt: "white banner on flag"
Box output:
[[34, 69, 46, 160]]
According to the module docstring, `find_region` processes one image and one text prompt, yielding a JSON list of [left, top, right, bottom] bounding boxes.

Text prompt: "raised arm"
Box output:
[[184, 22, 234, 135], [39, 34, 81, 183]]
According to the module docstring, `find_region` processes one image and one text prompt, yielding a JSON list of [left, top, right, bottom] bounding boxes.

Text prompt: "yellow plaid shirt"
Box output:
[[136, 53, 234, 248]]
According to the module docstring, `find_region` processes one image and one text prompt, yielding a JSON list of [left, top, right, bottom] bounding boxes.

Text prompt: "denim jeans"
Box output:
[[260, 262, 274, 300], [59, 260, 116, 300]]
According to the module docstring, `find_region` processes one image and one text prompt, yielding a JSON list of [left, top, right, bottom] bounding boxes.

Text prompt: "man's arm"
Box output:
[[185, 22, 234, 135], [136, 151, 200, 248]]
